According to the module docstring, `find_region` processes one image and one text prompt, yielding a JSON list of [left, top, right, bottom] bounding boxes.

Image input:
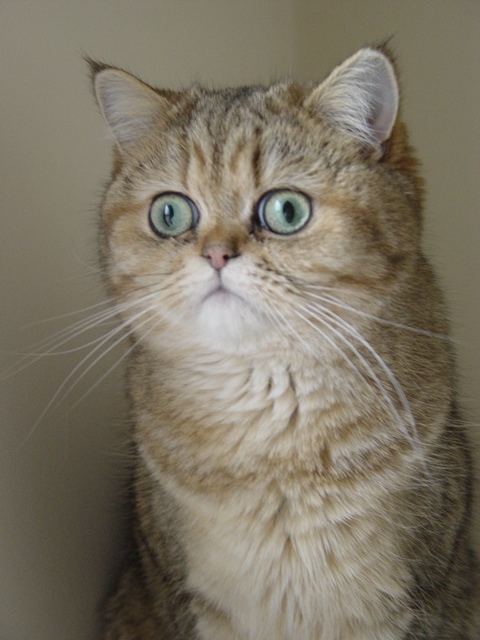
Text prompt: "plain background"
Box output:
[[1, 1, 478, 638]]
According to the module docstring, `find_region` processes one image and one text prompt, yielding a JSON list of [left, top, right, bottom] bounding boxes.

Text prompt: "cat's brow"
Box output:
[[192, 141, 207, 172], [251, 130, 263, 190]]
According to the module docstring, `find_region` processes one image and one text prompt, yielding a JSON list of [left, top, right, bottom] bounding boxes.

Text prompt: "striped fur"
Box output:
[[91, 48, 479, 639]]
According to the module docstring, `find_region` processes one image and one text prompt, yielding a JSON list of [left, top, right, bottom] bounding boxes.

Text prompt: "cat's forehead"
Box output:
[[174, 83, 328, 195], [189, 82, 305, 126], [126, 82, 338, 214], [196, 83, 314, 144]]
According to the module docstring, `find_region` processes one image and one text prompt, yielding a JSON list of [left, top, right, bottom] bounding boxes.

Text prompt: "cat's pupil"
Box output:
[[163, 204, 175, 227], [283, 200, 295, 224]]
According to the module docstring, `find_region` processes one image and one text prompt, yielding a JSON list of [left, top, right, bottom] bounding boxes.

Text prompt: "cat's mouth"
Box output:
[[204, 283, 242, 304], [196, 278, 262, 341]]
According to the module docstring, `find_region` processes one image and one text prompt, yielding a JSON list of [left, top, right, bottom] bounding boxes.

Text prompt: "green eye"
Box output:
[[257, 190, 312, 235], [149, 193, 198, 238]]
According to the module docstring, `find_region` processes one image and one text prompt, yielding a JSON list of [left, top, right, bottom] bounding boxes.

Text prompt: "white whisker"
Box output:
[[309, 301, 416, 431], [20, 302, 157, 444], [65, 310, 165, 415], [291, 307, 370, 391], [1, 305, 119, 381], [22, 297, 114, 329], [295, 301, 419, 451], [17, 275, 194, 443], [264, 302, 313, 354], [63, 282, 196, 415], [1, 290, 166, 380], [298, 285, 450, 341]]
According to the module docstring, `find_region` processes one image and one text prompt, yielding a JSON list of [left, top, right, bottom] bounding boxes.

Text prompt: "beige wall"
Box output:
[[0, 2, 478, 639]]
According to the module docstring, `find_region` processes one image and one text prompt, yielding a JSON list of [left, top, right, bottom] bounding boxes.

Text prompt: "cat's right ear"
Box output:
[[89, 61, 170, 152], [305, 47, 399, 154]]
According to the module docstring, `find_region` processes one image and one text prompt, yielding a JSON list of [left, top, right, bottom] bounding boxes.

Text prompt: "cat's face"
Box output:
[[94, 49, 422, 356]]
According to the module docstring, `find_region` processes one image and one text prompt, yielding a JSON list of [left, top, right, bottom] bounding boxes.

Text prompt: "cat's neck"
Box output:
[[130, 345, 412, 496]]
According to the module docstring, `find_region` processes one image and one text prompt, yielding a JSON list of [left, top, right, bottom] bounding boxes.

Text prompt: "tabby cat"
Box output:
[[91, 47, 479, 639]]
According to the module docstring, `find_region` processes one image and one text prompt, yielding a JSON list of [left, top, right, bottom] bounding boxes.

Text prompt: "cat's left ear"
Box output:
[[89, 61, 172, 152], [305, 47, 399, 153]]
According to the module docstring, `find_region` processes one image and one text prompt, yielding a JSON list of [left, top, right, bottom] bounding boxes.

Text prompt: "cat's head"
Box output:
[[91, 48, 423, 356]]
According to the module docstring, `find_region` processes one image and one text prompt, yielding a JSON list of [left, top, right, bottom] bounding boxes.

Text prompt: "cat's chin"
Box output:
[[194, 288, 266, 350]]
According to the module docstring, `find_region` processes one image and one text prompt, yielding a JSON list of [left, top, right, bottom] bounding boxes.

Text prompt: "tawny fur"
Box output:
[[91, 48, 479, 639]]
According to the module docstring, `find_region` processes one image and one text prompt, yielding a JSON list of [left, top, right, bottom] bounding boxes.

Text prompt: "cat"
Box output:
[[90, 46, 479, 639]]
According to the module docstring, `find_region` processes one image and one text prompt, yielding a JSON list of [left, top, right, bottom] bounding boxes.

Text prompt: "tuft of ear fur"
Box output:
[[306, 47, 399, 151], [89, 62, 169, 151]]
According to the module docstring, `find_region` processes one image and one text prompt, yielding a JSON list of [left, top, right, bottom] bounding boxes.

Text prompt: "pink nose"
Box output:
[[202, 244, 237, 271]]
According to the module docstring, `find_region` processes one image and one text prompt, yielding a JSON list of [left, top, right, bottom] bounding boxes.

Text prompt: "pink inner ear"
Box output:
[[368, 74, 399, 144], [94, 68, 166, 149], [306, 48, 399, 149]]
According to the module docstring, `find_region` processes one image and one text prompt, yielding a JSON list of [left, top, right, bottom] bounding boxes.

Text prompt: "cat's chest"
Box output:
[[142, 354, 409, 639], [177, 469, 407, 640]]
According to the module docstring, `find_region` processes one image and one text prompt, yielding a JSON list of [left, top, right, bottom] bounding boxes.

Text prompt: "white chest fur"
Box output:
[[146, 356, 413, 640], [179, 472, 410, 640]]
